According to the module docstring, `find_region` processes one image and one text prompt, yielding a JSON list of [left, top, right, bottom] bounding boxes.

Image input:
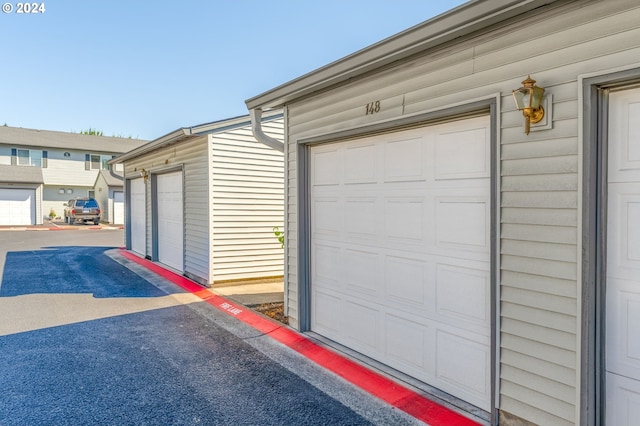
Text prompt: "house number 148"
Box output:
[[365, 101, 381, 115]]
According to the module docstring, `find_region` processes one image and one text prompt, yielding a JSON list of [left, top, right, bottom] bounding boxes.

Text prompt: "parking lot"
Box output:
[[0, 229, 424, 425]]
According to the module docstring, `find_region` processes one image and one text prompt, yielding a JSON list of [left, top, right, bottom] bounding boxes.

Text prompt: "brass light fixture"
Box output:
[[139, 168, 149, 183], [512, 75, 545, 135]]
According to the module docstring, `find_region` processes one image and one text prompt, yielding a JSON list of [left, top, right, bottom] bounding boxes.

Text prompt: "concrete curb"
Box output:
[[118, 249, 484, 426]]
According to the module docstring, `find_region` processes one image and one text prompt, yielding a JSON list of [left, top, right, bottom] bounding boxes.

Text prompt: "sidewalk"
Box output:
[[211, 280, 284, 306]]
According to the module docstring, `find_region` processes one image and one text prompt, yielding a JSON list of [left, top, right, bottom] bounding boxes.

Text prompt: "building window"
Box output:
[[17, 149, 42, 167], [90, 154, 111, 170]]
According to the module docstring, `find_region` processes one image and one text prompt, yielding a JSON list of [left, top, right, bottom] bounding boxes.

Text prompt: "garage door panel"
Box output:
[[609, 91, 640, 183], [384, 255, 430, 307], [344, 249, 381, 295], [113, 191, 124, 224], [313, 197, 341, 236], [384, 198, 425, 242], [436, 198, 488, 250], [157, 171, 183, 272], [311, 291, 342, 335], [344, 300, 380, 352], [129, 178, 146, 255], [607, 280, 640, 380], [607, 88, 640, 424], [385, 314, 429, 370], [312, 148, 339, 185], [630, 201, 640, 262], [607, 373, 640, 426], [310, 116, 492, 411], [436, 263, 490, 324], [383, 267, 489, 337], [344, 142, 377, 183], [436, 329, 490, 406], [345, 198, 377, 238], [313, 244, 342, 289], [0, 189, 35, 225], [435, 126, 490, 180], [383, 137, 426, 182], [608, 187, 640, 275]]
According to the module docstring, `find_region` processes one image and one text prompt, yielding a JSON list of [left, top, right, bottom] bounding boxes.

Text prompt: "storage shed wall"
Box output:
[[124, 135, 210, 283], [209, 118, 285, 282], [282, 0, 640, 424]]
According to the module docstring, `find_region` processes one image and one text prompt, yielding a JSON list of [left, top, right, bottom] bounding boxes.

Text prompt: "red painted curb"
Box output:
[[119, 249, 481, 426]]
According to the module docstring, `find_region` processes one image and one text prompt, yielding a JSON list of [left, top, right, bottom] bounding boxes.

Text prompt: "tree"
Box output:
[[79, 128, 103, 136]]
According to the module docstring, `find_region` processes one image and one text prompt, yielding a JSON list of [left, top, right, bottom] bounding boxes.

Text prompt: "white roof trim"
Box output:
[[110, 110, 283, 164]]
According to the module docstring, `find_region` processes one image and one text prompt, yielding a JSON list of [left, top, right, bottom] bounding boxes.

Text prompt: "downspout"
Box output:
[[249, 108, 284, 153]]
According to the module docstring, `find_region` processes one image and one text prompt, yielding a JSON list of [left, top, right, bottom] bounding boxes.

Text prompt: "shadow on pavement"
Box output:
[[0, 246, 177, 298]]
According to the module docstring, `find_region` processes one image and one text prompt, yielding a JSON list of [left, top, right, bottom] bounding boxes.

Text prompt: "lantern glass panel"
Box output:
[[513, 90, 527, 110], [531, 87, 545, 109]]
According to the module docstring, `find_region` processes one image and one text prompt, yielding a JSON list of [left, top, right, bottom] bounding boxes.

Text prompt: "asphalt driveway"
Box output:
[[0, 230, 420, 425]]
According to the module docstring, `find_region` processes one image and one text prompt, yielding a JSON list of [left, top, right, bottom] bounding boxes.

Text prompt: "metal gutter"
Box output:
[[249, 108, 285, 153], [111, 110, 286, 164], [245, 0, 559, 110]]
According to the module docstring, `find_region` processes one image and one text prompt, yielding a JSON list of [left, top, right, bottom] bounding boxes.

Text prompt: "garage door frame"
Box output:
[[582, 67, 640, 426], [296, 98, 499, 419], [578, 68, 640, 426], [127, 178, 146, 256]]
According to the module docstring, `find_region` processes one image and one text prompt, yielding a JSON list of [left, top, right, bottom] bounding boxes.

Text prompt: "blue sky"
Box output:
[[1, 1, 467, 140]]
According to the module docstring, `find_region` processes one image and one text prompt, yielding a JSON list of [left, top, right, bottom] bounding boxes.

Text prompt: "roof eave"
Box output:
[[109, 110, 285, 165], [245, 0, 558, 110], [189, 109, 283, 135], [110, 128, 192, 164]]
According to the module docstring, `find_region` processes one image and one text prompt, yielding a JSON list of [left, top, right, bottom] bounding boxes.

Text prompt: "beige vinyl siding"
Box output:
[[210, 118, 284, 282], [122, 116, 284, 285], [285, 135, 298, 326], [43, 150, 104, 186], [0, 147, 12, 165], [124, 136, 210, 282], [281, 0, 640, 423]]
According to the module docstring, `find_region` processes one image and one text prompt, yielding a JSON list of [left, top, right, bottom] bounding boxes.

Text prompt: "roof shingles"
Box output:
[[0, 126, 147, 153]]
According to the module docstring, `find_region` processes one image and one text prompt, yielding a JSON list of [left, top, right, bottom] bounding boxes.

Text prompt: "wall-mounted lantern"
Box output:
[[512, 75, 545, 135], [63, 152, 71, 158], [59, 188, 65, 194], [139, 168, 149, 183]]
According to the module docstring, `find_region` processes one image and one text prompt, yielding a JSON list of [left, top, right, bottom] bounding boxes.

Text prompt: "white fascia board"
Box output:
[[191, 110, 284, 135], [245, 0, 559, 110], [109, 110, 285, 165]]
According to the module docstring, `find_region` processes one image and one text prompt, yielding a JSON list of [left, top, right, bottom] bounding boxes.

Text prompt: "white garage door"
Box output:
[[309, 116, 492, 410], [129, 178, 146, 255], [0, 188, 35, 225], [113, 191, 124, 224], [606, 88, 640, 425], [156, 171, 183, 272]]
